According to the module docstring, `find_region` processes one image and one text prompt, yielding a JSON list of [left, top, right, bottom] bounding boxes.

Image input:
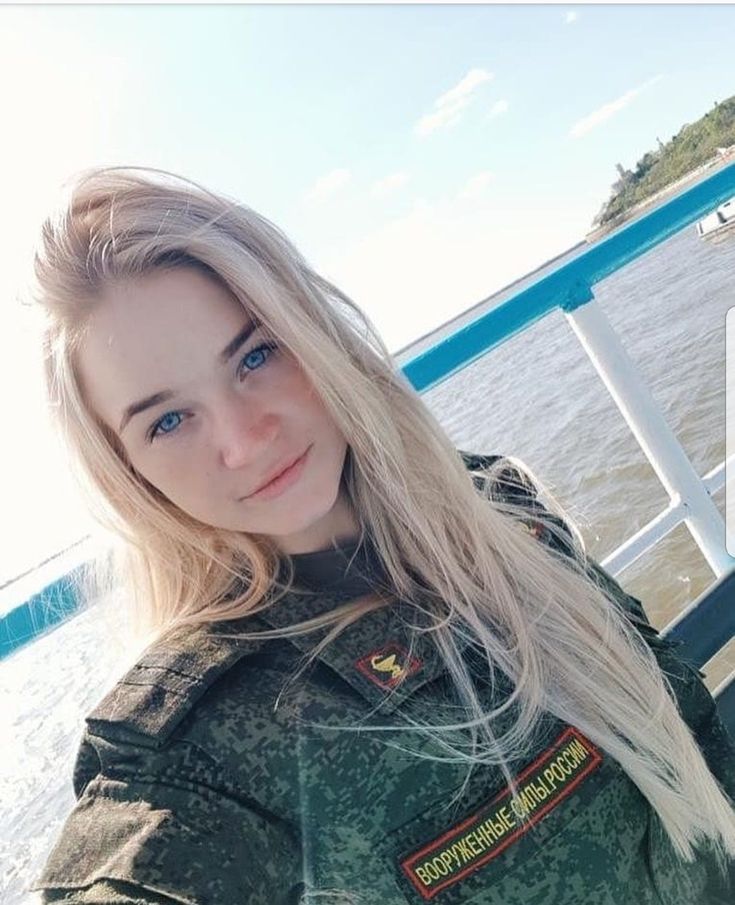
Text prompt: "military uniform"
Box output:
[[32, 453, 735, 904]]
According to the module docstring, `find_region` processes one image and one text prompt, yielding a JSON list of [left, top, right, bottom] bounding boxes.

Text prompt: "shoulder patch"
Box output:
[[86, 619, 267, 749]]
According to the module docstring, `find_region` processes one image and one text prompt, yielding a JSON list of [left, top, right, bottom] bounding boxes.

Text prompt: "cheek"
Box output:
[[126, 460, 181, 510], [288, 360, 331, 408], [133, 458, 185, 498], [283, 365, 330, 419], [126, 441, 203, 500], [131, 458, 220, 524]]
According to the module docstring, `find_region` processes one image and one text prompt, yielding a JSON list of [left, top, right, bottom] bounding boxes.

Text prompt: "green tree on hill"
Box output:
[[593, 95, 735, 228]]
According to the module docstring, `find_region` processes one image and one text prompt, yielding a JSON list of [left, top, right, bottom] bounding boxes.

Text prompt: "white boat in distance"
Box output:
[[696, 195, 735, 238]]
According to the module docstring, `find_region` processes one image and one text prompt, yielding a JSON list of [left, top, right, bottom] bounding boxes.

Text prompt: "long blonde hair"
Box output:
[[29, 165, 735, 876]]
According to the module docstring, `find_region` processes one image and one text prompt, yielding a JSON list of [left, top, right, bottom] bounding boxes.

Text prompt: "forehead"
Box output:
[[76, 267, 252, 427], [91, 267, 247, 339]]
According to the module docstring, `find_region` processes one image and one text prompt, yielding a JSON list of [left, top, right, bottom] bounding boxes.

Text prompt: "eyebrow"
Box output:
[[118, 319, 260, 433]]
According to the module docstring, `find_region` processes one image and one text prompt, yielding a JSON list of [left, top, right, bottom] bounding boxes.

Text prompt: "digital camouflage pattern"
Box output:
[[32, 452, 735, 904]]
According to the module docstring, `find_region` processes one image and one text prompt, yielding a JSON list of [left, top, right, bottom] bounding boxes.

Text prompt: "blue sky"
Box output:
[[1, 2, 734, 580], [4, 4, 734, 349]]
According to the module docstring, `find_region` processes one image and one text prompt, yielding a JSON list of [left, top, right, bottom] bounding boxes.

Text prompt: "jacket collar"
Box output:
[[252, 536, 474, 717]]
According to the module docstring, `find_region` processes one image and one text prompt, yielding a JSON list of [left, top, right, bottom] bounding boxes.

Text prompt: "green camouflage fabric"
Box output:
[[31, 452, 735, 904]]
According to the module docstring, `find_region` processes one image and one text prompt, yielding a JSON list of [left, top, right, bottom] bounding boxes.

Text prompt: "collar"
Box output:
[[258, 591, 466, 717], [254, 536, 474, 716]]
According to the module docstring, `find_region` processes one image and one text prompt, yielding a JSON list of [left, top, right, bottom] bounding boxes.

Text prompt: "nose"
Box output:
[[215, 395, 279, 471]]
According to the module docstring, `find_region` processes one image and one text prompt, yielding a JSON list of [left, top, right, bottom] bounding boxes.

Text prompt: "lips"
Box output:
[[246, 447, 309, 497]]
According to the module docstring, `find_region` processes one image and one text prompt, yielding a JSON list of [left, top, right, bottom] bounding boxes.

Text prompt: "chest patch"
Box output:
[[398, 726, 602, 900], [355, 642, 423, 689]]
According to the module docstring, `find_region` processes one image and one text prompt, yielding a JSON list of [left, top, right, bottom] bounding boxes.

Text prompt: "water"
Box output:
[[3, 224, 734, 904]]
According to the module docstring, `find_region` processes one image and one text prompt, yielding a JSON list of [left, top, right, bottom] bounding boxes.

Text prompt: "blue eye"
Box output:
[[237, 341, 278, 380], [148, 411, 184, 441]]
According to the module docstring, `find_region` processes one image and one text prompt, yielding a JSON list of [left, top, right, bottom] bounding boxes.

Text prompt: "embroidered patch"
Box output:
[[355, 642, 423, 689], [398, 727, 602, 900]]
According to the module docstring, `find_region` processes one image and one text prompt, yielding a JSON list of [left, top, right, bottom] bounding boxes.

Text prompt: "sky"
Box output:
[[1, 2, 734, 584]]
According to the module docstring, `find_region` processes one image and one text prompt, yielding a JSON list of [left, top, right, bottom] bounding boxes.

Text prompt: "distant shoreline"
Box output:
[[584, 151, 735, 243]]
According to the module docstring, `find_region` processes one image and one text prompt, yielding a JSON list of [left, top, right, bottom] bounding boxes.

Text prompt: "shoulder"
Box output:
[[459, 450, 544, 506], [71, 609, 311, 804], [81, 618, 269, 754], [459, 449, 577, 554], [40, 618, 306, 903]]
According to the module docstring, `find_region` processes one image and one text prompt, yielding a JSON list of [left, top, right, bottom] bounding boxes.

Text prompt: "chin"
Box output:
[[273, 484, 343, 527]]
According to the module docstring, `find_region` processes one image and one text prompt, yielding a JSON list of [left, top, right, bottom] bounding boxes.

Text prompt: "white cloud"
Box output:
[[437, 68, 494, 110], [371, 171, 411, 199], [488, 99, 509, 119], [565, 11, 578, 25], [457, 171, 496, 201], [569, 74, 664, 139], [303, 168, 352, 203], [415, 67, 494, 138]]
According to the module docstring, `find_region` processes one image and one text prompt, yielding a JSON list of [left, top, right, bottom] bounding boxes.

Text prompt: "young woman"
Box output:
[[29, 166, 734, 904]]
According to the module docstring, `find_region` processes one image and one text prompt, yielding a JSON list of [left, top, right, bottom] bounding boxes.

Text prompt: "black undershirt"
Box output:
[[278, 535, 388, 598]]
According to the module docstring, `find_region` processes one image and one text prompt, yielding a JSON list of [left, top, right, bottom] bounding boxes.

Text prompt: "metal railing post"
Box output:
[[562, 291, 735, 578]]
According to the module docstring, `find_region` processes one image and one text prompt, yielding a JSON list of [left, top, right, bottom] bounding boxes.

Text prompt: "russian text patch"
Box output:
[[398, 726, 603, 900]]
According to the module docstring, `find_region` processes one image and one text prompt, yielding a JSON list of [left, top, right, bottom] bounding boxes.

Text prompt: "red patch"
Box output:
[[355, 642, 423, 689], [398, 727, 603, 899]]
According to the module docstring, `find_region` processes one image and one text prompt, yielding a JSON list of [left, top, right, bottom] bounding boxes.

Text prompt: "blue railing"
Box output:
[[3, 163, 735, 733], [402, 162, 735, 391]]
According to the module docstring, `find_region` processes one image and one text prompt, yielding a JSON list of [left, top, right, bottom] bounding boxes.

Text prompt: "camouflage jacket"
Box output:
[[32, 452, 735, 905]]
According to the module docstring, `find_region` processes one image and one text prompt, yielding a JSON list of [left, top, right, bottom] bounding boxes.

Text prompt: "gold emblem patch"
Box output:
[[355, 642, 423, 689], [398, 727, 602, 900]]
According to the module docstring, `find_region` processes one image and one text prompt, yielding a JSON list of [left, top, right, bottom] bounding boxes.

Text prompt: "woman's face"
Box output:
[[76, 266, 360, 555]]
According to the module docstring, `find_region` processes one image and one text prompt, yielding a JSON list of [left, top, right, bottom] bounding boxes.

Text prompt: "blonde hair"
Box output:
[[29, 165, 735, 881]]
